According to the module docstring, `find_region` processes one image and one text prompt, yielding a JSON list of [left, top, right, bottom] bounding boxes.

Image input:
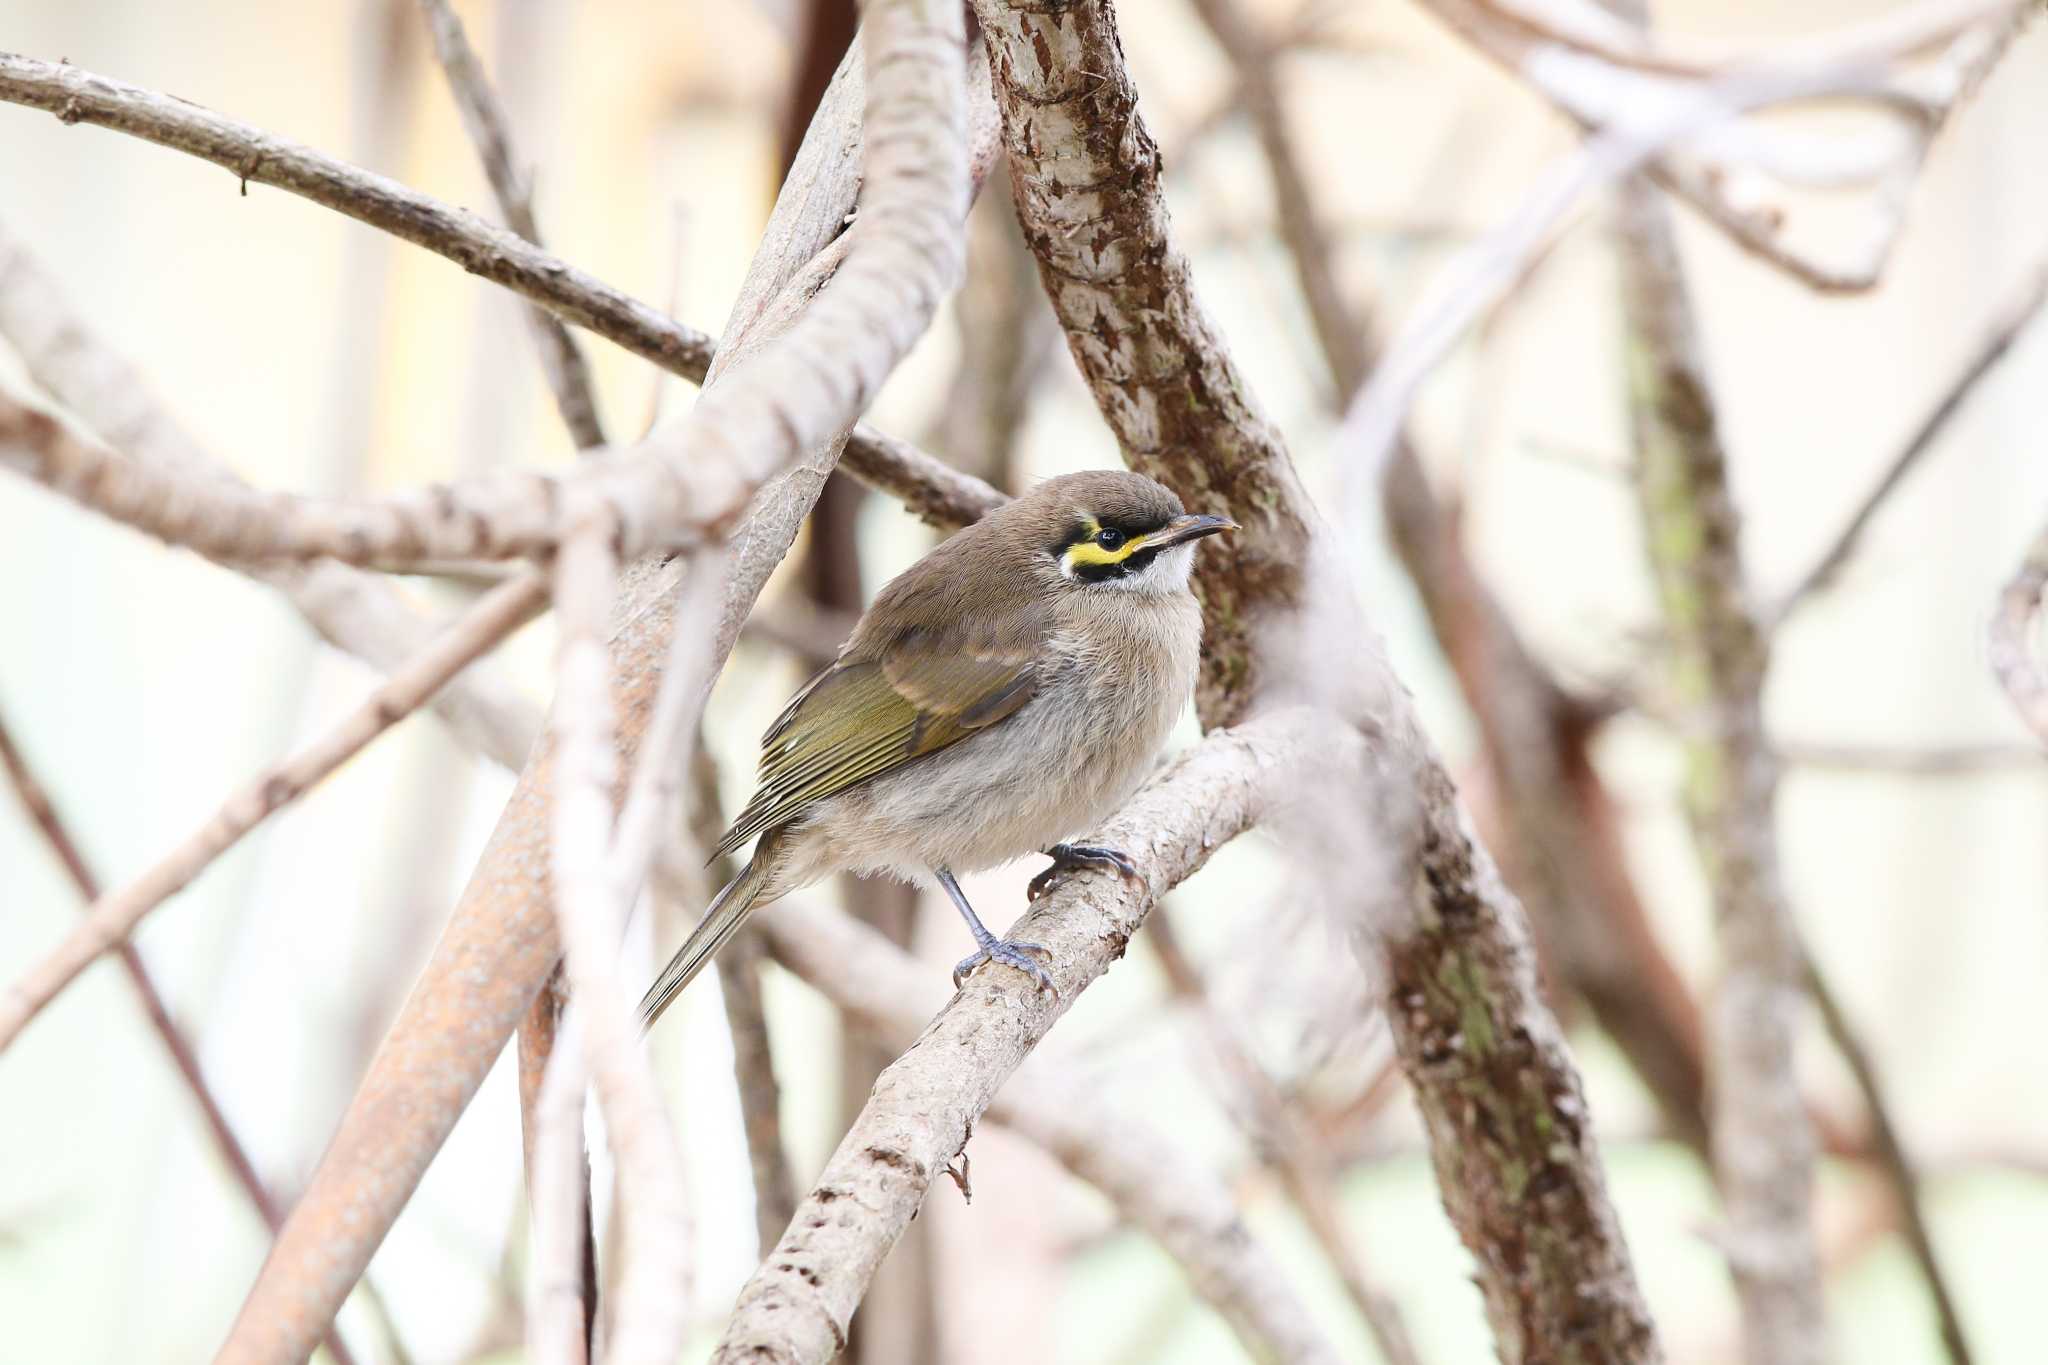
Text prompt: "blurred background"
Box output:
[[2, 1, 2046, 1362]]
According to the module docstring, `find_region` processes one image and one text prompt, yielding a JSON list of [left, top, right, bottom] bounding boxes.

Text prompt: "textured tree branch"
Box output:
[[760, 893, 1352, 1365], [0, 572, 547, 1052], [0, 712, 368, 1365], [1617, 181, 1823, 1365], [413, 0, 607, 450], [1189, 0, 1711, 1156], [709, 708, 1328, 1363], [1990, 517, 2048, 746], [979, 4, 1661, 1359]]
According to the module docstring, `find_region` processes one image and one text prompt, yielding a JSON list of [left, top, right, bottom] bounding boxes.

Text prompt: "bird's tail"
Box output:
[[638, 852, 773, 1033]]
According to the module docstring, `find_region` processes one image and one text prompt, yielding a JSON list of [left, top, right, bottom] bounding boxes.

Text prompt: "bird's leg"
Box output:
[[1027, 843, 1142, 902], [937, 866, 1055, 997]]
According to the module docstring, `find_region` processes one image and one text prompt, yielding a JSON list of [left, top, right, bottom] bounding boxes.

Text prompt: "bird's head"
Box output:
[[1018, 470, 1236, 596]]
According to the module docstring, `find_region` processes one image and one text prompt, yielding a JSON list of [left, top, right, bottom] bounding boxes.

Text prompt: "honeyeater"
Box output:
[[638, 469, 1234, 1030]]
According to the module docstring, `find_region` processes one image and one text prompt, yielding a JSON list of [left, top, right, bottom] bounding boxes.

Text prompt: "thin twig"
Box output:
[[1773, 251, 2048, 625], [0, 52, 999, 530], [413, 0, 607, 450], [1146, 907, 1422, 1365], [0, 572, 547, 1052], [1990, 517, 2048, 746], [0, 712, 371, 1365], [1805, 948, 1974, 1365]]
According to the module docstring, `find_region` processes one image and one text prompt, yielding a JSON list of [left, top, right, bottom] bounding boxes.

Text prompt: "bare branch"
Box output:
[[1413, 0, 2024, 292], [1146, 908, 1422, 1365], [413, 0, 607, 449], [220, 20, 976, 1356], [0, 225, 543, 771], [710, 709, 1327, 1363], [0, 572, 547, 1052], [1618, 181, 1824, 1364], [1990, 517, 2048, 746], [0, 711, 370, 1365], [514, 965, 596, 1358], [1774, 250, 2048, 624], [981, 5, 1661, 1357], [0, 52, 1000, 540], [760, 893, 1354, 1365], [1804, 949, 1973, 1365]]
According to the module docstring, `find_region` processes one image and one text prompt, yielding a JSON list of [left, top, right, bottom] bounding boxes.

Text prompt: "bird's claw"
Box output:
[[1028, 843, 1142, 902], [953, 937, 1057, 997]]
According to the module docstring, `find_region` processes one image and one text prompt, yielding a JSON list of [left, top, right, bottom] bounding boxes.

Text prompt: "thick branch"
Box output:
[[1617, 182, 1823, 1364], [980, 5, 1661, 1359]]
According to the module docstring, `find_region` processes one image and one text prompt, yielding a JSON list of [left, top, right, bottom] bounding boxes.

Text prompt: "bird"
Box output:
[[637, 469, 1235, 1032]]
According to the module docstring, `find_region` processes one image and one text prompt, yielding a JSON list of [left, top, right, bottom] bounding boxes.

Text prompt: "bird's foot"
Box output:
[[952, 933, 1057, 997], [1028, 843, 1142, 902]]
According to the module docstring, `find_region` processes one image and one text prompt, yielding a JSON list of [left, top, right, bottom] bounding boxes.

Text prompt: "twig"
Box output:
[[759, 893, 1352, 1365], [0, 52, 999, 535], [1336, 55, 1912, 485], [1774, 251, 2048, 625], [1414, 0, 2024, 292], [709, 709, 1329, 1362], [1804, 949, 1974, 1365], [0, 572, 547, 1053], [1146, 908, 1422, 1365], [1990, 517, 2048, 746], [1617, 178, 1824, 1364], [0, 225, 542, 771], [0, 713, 370, 1365], [413, 0, 607, 450], [515, 964, 596, 1357]]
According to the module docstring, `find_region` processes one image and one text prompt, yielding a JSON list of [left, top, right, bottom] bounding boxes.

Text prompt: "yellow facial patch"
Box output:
[[1061, 516, 1151, 573]]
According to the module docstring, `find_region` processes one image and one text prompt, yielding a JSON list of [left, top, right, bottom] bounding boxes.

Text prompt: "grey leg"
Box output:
[[936, 866, 1056, 996], [1028, 843, 1142, 901]]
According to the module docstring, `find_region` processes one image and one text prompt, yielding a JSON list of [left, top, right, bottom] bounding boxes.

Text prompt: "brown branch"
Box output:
[[1990, 517, 2048, 746], [1146, 908, 1422, 1365], [0, 52, 1000, 541], [0, 572, 547, 1052], [709, 709, 1329, 1362], [413, 0, 607, 450], [218, 29, 982, 1359], [1191, 0, 1712, 1157], [980, 3, 1661, 1359], [1617, 180, 1824, 1364], [1774, 250, 2048, 625], [759, 892, 1353, 1365], [1804, 950, 1973, 1365], [0, 712, 370, 1365]]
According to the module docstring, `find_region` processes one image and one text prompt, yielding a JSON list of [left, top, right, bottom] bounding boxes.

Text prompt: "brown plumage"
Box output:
[[640, 470, 1234, 1028]]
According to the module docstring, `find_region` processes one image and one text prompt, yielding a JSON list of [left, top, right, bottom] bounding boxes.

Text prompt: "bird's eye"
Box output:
[[1094, 528, 1125, 550]]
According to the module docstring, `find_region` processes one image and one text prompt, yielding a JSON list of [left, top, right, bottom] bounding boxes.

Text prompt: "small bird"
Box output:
[[638, 469, 1234, 1031]]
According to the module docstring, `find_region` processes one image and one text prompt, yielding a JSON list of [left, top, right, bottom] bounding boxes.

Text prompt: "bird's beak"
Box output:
[[1150, 513, 1238, 549]]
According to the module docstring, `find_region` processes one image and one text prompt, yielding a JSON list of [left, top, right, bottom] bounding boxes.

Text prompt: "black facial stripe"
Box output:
[[1073, 544, 1161, 584]]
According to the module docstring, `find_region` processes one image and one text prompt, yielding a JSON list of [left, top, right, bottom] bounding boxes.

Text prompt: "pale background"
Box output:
[[2, 1, 2045, 1362]]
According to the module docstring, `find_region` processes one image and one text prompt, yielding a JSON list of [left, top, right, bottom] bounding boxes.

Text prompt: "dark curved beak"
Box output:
[[1151, 513, 1238, 549]]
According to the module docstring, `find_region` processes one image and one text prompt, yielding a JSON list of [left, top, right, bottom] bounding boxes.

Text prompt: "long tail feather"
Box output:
[[638, 854, 772, 1033]]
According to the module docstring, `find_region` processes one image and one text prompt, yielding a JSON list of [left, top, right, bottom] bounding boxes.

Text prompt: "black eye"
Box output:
[[1095, 527, 1125, 550]]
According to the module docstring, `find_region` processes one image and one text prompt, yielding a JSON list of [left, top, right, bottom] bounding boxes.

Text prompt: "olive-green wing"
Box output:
[[713, 642, 1038, 859]]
